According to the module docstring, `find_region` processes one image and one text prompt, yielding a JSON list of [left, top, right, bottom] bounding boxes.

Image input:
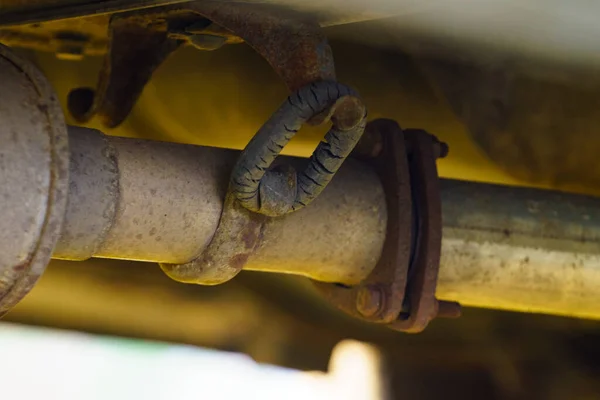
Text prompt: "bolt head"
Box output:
[[432, 138, 449, 159], [356, 285, 384, 318]]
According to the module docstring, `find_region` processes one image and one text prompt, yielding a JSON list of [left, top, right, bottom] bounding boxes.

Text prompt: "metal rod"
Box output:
[[52, 128, 600, 319]]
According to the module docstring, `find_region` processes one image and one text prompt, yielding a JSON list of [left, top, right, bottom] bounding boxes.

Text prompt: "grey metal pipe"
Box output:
[[438, 179, 600, 320], [54, 128, 600, 320], [53, 127, 387, 285]]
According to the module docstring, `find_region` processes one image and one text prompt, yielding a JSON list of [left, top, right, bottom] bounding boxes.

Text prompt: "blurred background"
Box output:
[[3, 6, 600, 398], [5, 259, 600, 399]]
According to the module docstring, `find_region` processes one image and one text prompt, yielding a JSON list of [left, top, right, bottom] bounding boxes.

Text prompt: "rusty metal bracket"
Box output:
[[160, 192, 267, 285], [314, 119, 460, 332], [67, 1, 336, 128], [314, 119, 412, 323], [389, 129, 460, 332], [68, 12, 184, 128]]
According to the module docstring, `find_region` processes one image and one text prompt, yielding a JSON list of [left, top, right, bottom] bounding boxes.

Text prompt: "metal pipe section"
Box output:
[[437, 180, 600, 320], [54, 128, 600, 319], [0, 45, 69, 316], [54, 127, 387, 285]]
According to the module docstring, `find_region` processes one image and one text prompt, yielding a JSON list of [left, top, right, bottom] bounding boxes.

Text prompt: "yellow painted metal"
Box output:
[[32, 44, 523, 187]]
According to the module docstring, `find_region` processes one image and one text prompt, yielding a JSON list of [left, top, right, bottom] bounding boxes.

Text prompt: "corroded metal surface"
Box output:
[[232, 81, 367, 216], [47, 127, 600, 321], [52, 127, 386, 285], [314, 119, 412, 324], [67, 12, 184, 127], [60, 1, 362, 283], [0, 45, 69, 316], [1, 46, 599, 321], [53, 127, 119, 260], [66, 1, 337, 128], [314, 120, 452, 332], [55, 132, 235, 265], [160, 193, 268, 285], [245, 156, 386, 285], [389, 129, 459, 333], [187, 1, 335, 92], [2, 117, 599, 320]]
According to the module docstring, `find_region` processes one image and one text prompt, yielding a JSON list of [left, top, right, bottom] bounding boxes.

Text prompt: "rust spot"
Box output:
[[330, 96, 366, 130], [12, 262, 27, 272], [230, 253, 250, 271], [36, 104, 48, 114], [240, 218, 262, 250]]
